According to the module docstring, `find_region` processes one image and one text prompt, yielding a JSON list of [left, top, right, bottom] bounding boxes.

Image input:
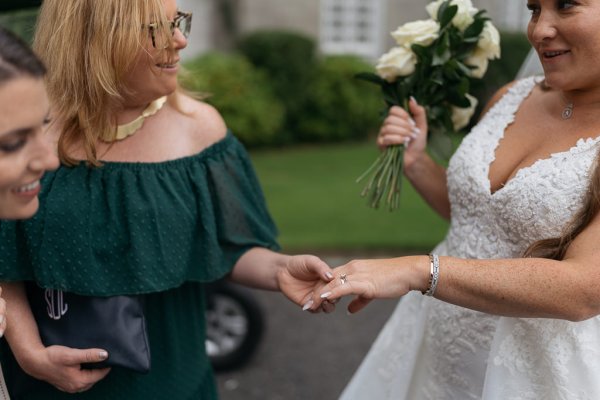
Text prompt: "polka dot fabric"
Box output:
[[0, 132, 279, 295]]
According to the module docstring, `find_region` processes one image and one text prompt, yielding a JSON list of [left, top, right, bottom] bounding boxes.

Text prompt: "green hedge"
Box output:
[[296, 55, 383, 142], [237, 30, 318, 144], [181, 52, 285, 146], [0, 8, 38, 44]]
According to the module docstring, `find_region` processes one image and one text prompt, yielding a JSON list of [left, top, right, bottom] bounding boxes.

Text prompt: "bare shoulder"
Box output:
[[176, 92, 228, 144], [479, 80, 519, 118]]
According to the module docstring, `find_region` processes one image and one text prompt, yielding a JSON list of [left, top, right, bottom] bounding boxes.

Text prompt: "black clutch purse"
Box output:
[[26, 283, 151, 373]]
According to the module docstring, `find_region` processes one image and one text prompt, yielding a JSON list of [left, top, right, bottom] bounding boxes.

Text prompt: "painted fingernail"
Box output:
[[409, 118, 416, 127], [302, 300, 314, 311], [326, 272, 334, 280], [98, 351, 108, 360], [320, 292, 332, 299]]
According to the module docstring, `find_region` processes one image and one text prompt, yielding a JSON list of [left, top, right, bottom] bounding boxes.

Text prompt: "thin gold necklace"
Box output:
[[101, 96, 168, 142]]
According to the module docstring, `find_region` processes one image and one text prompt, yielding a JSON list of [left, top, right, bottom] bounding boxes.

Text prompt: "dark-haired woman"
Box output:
[[0, 25, 59, 399]]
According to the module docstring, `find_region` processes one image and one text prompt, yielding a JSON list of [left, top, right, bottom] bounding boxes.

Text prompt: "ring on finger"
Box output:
[[340, 274, 348, 285]]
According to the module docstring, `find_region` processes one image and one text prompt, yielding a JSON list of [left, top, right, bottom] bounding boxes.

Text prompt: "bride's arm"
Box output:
[[311, 211, 600, 321]]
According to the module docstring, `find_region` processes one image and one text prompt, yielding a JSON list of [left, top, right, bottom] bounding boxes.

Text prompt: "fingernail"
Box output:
[[0, 315, 4, 325], [410, 96, 417, 103], [409, 118, 416, 127], [320, 292, 332, 299], [98, 351, 108, 360], [326, 272, 334, 280], [302, 300, 314, 311]]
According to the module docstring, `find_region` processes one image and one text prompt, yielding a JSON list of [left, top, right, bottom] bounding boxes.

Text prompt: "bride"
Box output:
[[307, 1, 600, 399]]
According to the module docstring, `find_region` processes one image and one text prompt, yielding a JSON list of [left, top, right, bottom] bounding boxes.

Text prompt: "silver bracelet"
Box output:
[[423, 253, 440, 297]]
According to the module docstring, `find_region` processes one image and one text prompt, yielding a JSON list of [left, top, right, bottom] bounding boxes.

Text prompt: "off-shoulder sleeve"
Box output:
[[0, 132, 279, 295]]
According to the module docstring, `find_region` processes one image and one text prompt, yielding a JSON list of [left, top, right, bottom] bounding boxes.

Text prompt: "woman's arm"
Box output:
[[312, 210, 600, 321], [1, 282, 111, 393], [229, 247, 334, 309]]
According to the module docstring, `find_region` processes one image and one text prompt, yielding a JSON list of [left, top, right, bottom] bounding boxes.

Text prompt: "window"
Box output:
[[319, 0, 386, 59]]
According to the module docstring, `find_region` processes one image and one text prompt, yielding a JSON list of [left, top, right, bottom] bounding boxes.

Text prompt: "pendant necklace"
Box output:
[[562, 101, 574, 120], [560, 92, 573, 120], [100, 96, 168, 142]]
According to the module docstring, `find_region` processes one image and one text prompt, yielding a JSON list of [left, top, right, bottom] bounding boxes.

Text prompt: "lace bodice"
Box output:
[[446, 76, 599, 260], [340, 77, 600, 400]]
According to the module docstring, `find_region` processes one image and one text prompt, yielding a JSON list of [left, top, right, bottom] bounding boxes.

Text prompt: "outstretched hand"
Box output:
[[276, 255, 336, 313], [306, 256, 428, 314]]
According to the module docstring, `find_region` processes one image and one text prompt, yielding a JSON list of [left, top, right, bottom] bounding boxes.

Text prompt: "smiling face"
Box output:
[[527, 0, 600, 91], [0, 77, 59, 219], [123, 0, 188, 106]]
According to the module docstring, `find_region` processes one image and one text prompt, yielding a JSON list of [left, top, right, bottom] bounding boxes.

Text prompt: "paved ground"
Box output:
[[215, 255, 401, 400]]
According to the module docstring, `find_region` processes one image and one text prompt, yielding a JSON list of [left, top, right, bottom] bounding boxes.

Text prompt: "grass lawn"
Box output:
[[249, 141, 449, 253]]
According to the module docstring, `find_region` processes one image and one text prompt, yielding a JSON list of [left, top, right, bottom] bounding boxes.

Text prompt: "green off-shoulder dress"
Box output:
[[0, 132, 279, 399]]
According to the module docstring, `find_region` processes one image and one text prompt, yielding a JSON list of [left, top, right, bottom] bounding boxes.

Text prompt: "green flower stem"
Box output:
[[357, 143, 405, 211]]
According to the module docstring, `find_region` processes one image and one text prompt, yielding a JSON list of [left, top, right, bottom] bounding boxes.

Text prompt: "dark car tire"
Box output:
[[205, 281, 265, 372]]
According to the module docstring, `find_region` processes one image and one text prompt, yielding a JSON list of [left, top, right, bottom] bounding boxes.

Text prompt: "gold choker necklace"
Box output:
[[101, 96, 168, 142]]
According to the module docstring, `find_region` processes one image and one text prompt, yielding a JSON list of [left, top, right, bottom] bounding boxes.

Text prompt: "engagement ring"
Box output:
[[340, 274, 348, 285]]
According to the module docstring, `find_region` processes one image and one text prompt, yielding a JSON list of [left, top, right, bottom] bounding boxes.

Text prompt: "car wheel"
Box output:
[[205, 282, 265, 371]]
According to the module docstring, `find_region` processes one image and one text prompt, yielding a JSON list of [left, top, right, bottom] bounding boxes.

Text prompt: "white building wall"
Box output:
[[178, 0, 213, 60]]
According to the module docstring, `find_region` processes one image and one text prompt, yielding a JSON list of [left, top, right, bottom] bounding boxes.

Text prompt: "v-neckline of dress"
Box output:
[[486, 78, 600, 197]]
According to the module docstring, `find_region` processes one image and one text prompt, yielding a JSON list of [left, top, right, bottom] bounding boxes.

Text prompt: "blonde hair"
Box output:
[[33, 0, 175, 166]]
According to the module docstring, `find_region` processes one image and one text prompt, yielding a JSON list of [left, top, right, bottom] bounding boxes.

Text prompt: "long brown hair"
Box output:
[[33, 0, 175, 166], [524, 150, 600, 259]]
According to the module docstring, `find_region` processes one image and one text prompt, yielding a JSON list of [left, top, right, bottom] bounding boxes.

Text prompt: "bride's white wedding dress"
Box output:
[[340, 76, 600, 400]]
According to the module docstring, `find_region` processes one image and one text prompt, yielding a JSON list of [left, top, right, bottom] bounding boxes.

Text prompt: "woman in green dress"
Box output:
[[0, 1, 333, 398]]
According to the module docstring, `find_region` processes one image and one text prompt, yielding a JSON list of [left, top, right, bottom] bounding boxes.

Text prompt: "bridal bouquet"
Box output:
[[356, 0, 500, 211]]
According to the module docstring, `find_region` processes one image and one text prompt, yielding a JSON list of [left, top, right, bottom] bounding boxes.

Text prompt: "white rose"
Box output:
[[465, 48, 489, 78], [426, 0, 477, 31], [376, 47, 417, 82], [451, 94, 478, 130], [477, 21, 501, 60], [392, 19, 440, 48]]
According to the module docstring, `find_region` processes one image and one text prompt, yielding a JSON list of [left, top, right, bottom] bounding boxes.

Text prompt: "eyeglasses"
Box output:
[[148, 11, 192, 48]]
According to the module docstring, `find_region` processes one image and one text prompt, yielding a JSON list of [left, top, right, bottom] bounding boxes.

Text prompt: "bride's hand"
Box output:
[[307, 256, 430, 314], [377, 98, 428, 171]]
